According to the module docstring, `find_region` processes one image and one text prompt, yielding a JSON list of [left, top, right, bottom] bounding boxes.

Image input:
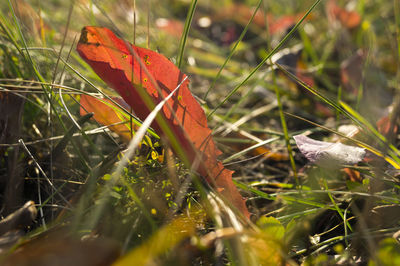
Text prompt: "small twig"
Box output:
[[0, 123, 124, 147], [213, 115, 264, 143]]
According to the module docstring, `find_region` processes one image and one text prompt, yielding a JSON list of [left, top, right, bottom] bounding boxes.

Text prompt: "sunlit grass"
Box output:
[[0, 0, 399, 265]]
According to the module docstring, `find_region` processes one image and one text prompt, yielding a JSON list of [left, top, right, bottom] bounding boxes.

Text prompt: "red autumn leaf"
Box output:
[[77, 26, 249, 219], [80, 94, 136, 142], [216, 3, 308, 36], [343, 167, 362, 183], [326, 0, 361, 29]]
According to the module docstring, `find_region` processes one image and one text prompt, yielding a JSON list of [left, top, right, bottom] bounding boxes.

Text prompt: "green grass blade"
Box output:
[[6, 0, 93, 171], [276, 63, 349, 116], [322, 179, 353, 233], [176, 0, 197, 69], [340, 101, 400, 162], [272, 66, 298, 185]]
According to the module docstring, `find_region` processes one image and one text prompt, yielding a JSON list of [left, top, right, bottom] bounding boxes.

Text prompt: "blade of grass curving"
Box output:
[[322, 179, 353, 233], [203, 0, 263, 100], [146, 0, 150, 48], [207, 0, 323, 119], [59, 38, 93, 153], [272, 66, 298, 185], [299, 28, 319, 65], [51, 1, 73, 86], [52, 3, 76, 134], [176, 0, 197, 68], [340, 101, 400, 162], [340, 101, 387, 143], [0, 12, 25, 65], [90, 1, 122, 36], [6, 0, 92, 171], [0, 43, 23, 77], [216, 69, 272, 128], [131, 0, 137, 139], [276, 63, 349, 115], [277, 208, 321, 223], [336, 85, 342, 129], [118, 82, 184, 163], [121, 44, 191, 166], [7, 0, 47, 85]]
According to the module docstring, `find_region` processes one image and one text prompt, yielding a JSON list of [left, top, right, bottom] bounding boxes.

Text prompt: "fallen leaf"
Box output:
[[217, 3, 307, 35], [343, 167, 362, 182], [1, 231, 120, 266], [80, 95, 138, 142], [293, 134, 366, 167], [326, 0, 361, 29], [77, 26, 249, 218]]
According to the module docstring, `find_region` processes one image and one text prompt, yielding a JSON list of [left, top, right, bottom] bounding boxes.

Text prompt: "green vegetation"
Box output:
[[1, 0, 400, 265]]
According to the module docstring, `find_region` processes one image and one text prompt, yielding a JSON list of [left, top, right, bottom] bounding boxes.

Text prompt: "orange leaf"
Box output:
[[77, 26, 249, 219], [80, 94, 135, 142], [343, 167, 362, 182]]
